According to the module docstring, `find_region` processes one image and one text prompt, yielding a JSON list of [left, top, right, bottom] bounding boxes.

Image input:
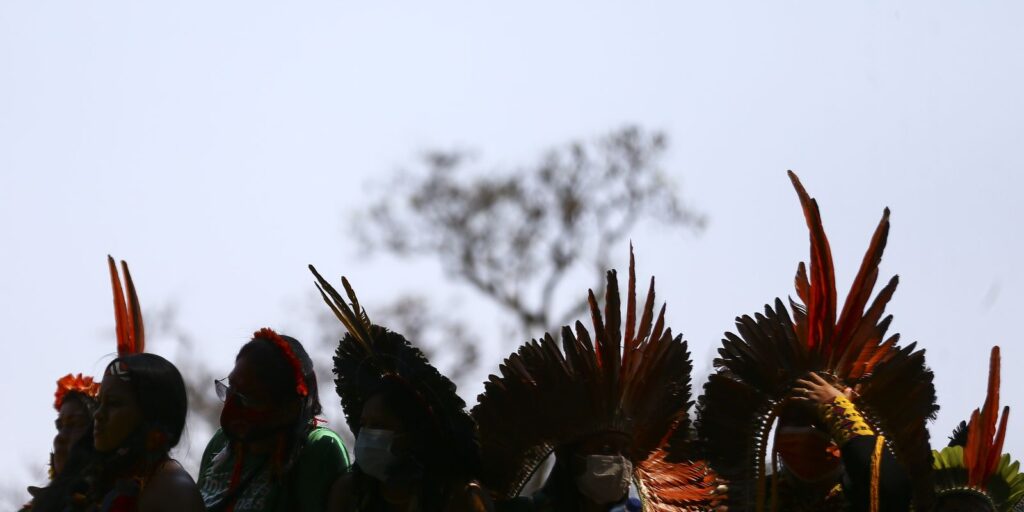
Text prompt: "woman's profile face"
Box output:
[[52, 397, 91, 474], [93, 372, 143, 453]]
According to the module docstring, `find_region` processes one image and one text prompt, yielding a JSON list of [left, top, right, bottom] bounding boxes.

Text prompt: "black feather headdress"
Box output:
[[472, 249, 718, 510], [310, 265, 481, 477]]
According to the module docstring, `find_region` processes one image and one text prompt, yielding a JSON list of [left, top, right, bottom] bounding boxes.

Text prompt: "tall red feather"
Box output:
[[788, 171, 836, 354], [966, 346, 1008, 488], [108, 255, 144, 356]]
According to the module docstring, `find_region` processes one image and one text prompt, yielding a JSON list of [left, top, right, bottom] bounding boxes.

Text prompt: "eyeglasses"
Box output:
[[214, 378, 256, 408]]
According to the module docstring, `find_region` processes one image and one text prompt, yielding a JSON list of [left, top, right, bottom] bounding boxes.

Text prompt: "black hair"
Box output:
[[237, 334, 322, 418], [112, 352, 189, 448], [61, 389, 99, 416]]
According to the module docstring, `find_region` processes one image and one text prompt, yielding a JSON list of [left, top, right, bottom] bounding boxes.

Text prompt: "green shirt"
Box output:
[[198, 427, 350, 512]]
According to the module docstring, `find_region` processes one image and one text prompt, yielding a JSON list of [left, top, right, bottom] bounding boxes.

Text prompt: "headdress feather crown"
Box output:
[[310, 264, 481, 476], [473, 248, 719, 508], [933, 346, 1024, 511], [697, 172, 938, 511]]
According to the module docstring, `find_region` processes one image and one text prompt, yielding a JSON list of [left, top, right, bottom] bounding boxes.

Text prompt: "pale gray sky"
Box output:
[[1, 0, 1022, 496]]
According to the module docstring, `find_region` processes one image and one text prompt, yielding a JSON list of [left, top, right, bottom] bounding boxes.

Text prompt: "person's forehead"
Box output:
[[58, 398, 88, 416], [230, 354, 274, 392], [361, 393, 403, 423], [100, 373, 134, 396]]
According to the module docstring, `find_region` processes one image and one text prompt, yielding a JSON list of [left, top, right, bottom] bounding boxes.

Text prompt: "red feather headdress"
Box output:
[[697, 172, 938, 511], [54, 373, 100, 410], [252, 328, 309, 397], [964, 347, 1009, 490], [933, 346, 1024, 511], [473, 247, 719, 509], [108, 255, 144, 357]]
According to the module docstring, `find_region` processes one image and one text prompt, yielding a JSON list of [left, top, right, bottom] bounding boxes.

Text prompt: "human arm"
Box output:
[[792, 373, 911, 512]]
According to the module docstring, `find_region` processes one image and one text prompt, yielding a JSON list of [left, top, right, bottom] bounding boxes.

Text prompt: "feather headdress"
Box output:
[[310, 264, 481, 476], [933, 346, 1024, 511], [52, 256, 141, 408], [54, 373, 100, 410], [108, 255, 144, 356], [696, 172, 938, 511], [472, 248, 718, 509]]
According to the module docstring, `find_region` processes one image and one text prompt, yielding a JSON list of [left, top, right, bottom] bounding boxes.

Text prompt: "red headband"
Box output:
[[253, 328, 309, 397], [54, 373, 100, 410]]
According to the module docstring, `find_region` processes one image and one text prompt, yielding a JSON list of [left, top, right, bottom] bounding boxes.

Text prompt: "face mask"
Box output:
[[355, 428, 397, 481], [575, 454, 633, 505]]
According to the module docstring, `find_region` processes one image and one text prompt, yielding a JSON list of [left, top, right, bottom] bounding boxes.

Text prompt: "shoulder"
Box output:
[[445, 480, 495, 512], [197, 428, 229, 480], [199, 428, 228, 464], [139, 460, 203, 512], [306, 426, 343, 444], [625, 496, 642, 511], [203, 428, 228, 453], [301, 426, 350, 462], [327, 472, 356, 512]]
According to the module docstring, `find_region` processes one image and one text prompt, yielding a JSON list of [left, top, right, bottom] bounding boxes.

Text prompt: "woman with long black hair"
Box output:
[[86, 352, 204, 511]]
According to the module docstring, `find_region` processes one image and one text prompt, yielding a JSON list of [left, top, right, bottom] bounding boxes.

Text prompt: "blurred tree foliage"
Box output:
[[352, 125, 705, 494], [355, 125, 705, 343]]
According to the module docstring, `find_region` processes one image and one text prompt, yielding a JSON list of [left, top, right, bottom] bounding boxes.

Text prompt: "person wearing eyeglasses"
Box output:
[[197, 329, 350, 512]]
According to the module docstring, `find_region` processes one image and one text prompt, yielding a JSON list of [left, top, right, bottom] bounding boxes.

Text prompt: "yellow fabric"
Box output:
[[870, 435, 885, 512], [818, 395, 875, 446]]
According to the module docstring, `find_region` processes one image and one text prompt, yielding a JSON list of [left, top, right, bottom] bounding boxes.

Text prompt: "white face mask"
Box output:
[[575, 454, 633, 505], [355, 428, 397, 481]]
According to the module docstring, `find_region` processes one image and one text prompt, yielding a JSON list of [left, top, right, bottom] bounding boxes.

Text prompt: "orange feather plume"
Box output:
[[54, 373, 100, 409], [788, 170, 895, 376], [964, 346, 1010, 488], [108, 255, 144, 356]]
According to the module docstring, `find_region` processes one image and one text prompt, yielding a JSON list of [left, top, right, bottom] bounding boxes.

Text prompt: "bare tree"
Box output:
[[356, 125, 706, 341]]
